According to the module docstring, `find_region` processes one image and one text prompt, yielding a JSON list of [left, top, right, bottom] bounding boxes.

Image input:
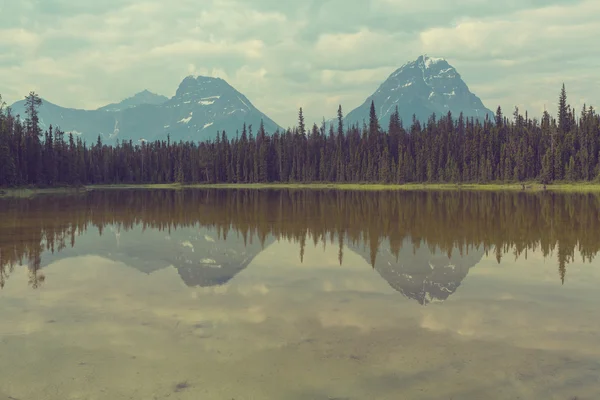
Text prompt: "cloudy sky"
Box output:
[[0, 0, 598, 128]]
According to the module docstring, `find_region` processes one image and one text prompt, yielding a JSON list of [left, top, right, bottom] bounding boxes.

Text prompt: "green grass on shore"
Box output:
[[91, 181, 600, 192], [3, 181, 600, 198], [0, 186, 89, 198]]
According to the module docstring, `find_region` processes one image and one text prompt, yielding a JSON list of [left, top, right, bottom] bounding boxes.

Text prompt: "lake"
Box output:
[[1, 189, 599, 399]]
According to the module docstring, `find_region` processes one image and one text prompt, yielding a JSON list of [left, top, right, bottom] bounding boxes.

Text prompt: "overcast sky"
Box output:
[[0, 0, 598, 128]]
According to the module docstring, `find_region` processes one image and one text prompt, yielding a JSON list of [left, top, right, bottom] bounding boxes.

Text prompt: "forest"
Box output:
[[1, 85, 599, 187]]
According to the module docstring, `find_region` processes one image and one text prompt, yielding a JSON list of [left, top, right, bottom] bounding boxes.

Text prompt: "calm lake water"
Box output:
[[1, 189, 600, 399]]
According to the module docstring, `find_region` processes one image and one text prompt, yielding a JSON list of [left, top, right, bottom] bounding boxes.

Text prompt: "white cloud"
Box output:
[[0, 28, 40, 49], [314, 28, 416, 70], [375, 0, 485, 14], [0, 0, 598, 128], [149, 39, 265, 59], [187, 65, 230, 81], [320, 67, 394, 87], [420, 0, 600, 60]]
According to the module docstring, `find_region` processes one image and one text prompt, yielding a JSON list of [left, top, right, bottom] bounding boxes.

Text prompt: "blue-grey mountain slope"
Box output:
[[9, 97, 117, 141], [9, 76, 282, 144], [343, 55, 495, 129], [97, 89, 168, 112], [158, 75, 281, 143], [349, 238, 484, 305]]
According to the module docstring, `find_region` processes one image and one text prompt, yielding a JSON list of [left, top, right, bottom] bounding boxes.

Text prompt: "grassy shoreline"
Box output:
[[3, 181, 600, 198], [0, 186, 89, 198]]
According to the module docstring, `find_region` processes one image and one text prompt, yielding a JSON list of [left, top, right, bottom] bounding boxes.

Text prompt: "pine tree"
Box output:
[[368, 100, 380, 181], [24, 91, 42, 138], [565, 155, 577, 181], [495, 106, 503, 128], [397, 148, 406, 183], [369, 100, 379, 137], [379, 145, 390, 183], [541, 148, 552, 184], [298, 107, 306, 137], [258, 121, 268, 182], [0, 108, 16, 186], [558, 83, 570, 133], [336, 105, 344, 182]]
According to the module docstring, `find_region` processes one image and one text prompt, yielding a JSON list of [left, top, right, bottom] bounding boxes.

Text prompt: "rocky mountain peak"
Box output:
[[161, 74, 279, 141], [97, 89, 168, 112], [342, 55, 494, 129], [175, 75, 228, 98]]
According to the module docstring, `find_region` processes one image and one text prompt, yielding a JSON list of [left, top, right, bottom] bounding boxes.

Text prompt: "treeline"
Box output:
[[1, 85, 599, 187], [2, 189, 600, 288]]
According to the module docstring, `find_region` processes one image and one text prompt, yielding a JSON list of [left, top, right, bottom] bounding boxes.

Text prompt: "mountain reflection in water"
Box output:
[[1, 189, 598, 302], [2, 188, 600, 400]]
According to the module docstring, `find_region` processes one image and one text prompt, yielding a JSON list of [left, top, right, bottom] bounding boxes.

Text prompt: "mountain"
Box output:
[[342, 55, 494, 129], [97, 89, 168, 112], [156, 75, 281, 142], [173, 228, 275, 287], [9, 98, 117, 140], [38, 224, 275, 288], [349, 239, 484, 305], [9, 76, 282, 144], [34, 222, 482, 299]]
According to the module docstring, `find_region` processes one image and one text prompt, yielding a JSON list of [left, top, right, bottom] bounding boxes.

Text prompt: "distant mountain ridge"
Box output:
[[8, 55, 494, 142], [97, 89, 169, 112], [38, 225, 275, 288], [342, 55, 495, 129], [8, 76, 282, 144]]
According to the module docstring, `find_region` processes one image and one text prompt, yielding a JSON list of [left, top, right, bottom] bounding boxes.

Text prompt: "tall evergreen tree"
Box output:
[[558, 83, 570, 134]]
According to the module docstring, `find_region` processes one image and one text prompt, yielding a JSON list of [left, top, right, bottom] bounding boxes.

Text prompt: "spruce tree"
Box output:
[[369, 100, 379, 136], [298, 107, 306, 137], [24, 91, 42, 138], [0, 123, 16, 187], [558, 83, 570, 133], [540, 148, 552, 184]]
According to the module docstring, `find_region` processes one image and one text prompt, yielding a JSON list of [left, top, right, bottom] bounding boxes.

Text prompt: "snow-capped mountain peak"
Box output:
[[420, 54, 445, 69], [342, 55, 494, 129], [160, 74, 280, 140]]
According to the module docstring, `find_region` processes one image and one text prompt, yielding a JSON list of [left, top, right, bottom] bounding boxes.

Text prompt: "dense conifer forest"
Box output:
[[1, 85, 599, 187]]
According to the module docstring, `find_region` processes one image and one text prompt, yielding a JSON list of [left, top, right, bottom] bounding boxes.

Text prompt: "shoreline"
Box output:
[[2, 181, 600, 198]]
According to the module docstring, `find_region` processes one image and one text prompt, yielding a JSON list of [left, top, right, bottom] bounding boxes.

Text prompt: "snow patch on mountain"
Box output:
[[110, 120, 120, 139], [178, 112, 193, 124], [237, 96, 251, 110]]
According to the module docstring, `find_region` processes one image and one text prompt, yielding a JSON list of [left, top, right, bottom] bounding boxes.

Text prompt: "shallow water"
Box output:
[[1, 189, 599, 399]]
